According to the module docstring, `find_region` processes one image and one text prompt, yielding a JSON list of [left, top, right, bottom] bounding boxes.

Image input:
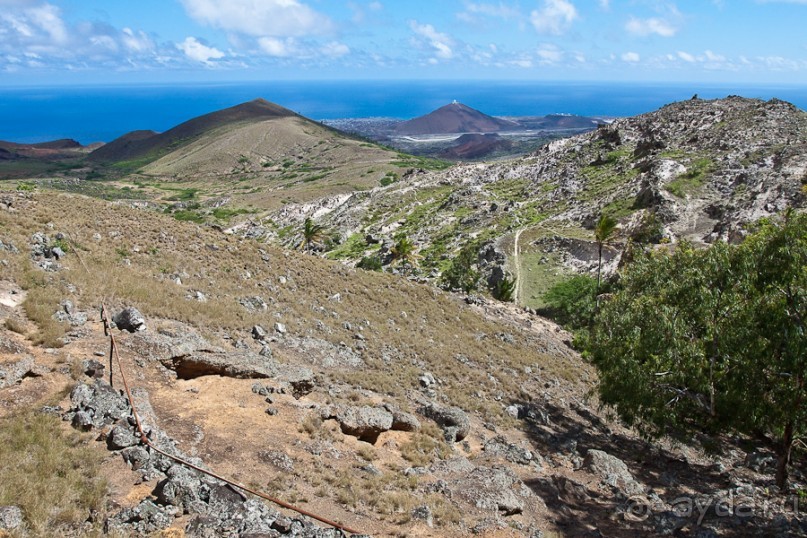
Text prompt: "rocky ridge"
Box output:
[[260, 96, 806, 305]]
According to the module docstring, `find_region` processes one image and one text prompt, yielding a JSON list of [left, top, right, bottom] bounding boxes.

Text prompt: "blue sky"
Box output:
[[1, 0, 806, 85]]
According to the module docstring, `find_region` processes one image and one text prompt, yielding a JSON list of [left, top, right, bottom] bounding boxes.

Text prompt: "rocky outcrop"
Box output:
[[0, 356, 46, 388], [160, 350, 314, 397], [444, 462, 534, 515], [269, 96, 806, 297], [66, 380, 354, 537], [419, 403, 470, 443], [382, 404, 421, 432], [584, 449, 644, 496], [482, 436, 539, 466]]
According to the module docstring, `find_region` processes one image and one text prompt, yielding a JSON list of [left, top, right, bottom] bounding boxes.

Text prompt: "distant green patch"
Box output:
[[487, 178, 529, 201], [601, 197, 636, 220], [302, 172, 330, 183], [164, 187, 199, 201], [326, 233, 369, 260], [379, 171, 398, 187], [666, 157, 712, 198], [514, 202, 550, 226], [520, 251, 569, 309], [578, 161, 640, 202], [454, 206, 473, 219], [391, 153, 452, 171], [357, 255, 383, 271], [171, 209, 205, 223], [276, 224, 295, 239], [16, 182, 36, 191], [212, 207, 253, 221]]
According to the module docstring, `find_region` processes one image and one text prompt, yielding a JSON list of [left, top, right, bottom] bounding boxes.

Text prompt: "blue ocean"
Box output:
[[1, 80, 806, 145]]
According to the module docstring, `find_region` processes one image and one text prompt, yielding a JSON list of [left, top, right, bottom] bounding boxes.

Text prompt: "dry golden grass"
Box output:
[[0, 189, 591, 536], [0, 411, 107, 537], [3, 316, 26, 335], [0, 189, 588, 419], [399, 423, 451, 467]]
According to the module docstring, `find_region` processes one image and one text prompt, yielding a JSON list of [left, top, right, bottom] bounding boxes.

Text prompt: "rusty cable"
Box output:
[[67, 232, 362, 535]]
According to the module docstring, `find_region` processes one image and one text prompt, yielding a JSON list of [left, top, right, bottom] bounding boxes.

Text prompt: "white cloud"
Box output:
[[622, 51, 640, 62], [121, 28, 154, 53], [258, 37, 294, 57], [530, 0, 578, 35], [599, 0, 610, 9], [677, 50, 695, 62], [177, 37, 225, 64], [463, 2, 521, 19], [0, 2, 68, 46], [26, 3, 66, 43], [89, 34, 118, 51], [410, 21, 454, 60], [509, 58, 533, 68], [625, 16, 677, 37], [179, 0, 334, 38], [536, 43, 563, 64], [321, 41, 350, 58]]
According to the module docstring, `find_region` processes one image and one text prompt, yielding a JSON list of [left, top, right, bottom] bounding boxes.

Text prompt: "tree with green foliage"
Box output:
[[494, 274, 517, 302], [594, 213, 618, 295], [357, 255, 383, 271], [301, 217, 325, 252], [540, 275, 598, 331], [440, 242, 480, 293], [589, 213, 806, 489], [391, 235, 417, 266]]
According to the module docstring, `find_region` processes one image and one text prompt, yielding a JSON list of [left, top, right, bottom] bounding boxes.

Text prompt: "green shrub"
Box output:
[[357, 255, 383, 271], [539, 275, 598, 331], [494, 275, 516, 302], [16, 182, 36, 192], [379, 172, 398, 187], [440, 242, 480, 293], [630, 211, 664, 244]]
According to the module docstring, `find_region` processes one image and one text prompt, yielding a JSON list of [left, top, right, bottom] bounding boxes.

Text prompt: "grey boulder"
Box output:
[[0, 506, 23, 530], [419, 403, 470, 443], [113, 307, 146, 333], [584, 449, 644, 496], [333, 405, 394, 444]]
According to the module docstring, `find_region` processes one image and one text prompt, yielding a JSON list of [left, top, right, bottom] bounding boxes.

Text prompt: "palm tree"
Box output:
[[594, 213, 618, 296], [391, 235, 417, 267], [301, 217, 325, 252]]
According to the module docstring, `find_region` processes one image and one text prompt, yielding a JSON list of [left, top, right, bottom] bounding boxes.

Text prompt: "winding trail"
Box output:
[[513, 227, 524, 305]]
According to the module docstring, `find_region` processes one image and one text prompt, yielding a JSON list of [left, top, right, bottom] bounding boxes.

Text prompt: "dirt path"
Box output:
[[513, 227, 524, 305]]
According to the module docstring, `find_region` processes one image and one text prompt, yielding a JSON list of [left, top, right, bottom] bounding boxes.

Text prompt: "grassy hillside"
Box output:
[[0, 188, 592, 536], [272, 96, 806, 308]]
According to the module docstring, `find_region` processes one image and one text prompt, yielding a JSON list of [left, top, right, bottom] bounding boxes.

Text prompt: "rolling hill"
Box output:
[[81, 98, 442, 213], [88, 99, 296, 166], [394, 101, 519, 135]]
